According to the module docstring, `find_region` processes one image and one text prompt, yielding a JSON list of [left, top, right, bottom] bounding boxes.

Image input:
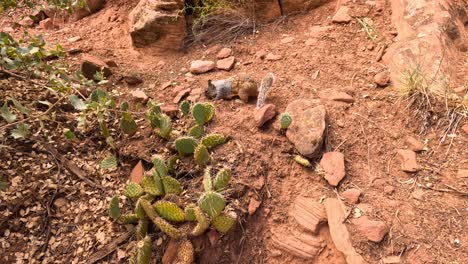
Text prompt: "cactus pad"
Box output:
[[118, 213, 139, 224], [109, 196, 121, 220], [188, 124, 204, 139], [175, 136, 198, 156], [192, 102, 215, 125], [140, 199, 158, 220], [136, 219, 148, 240], [153, 201, 185, 222], [180, 100, 190, 116], [212, 211, 237, 233], [176, 239, 194, 264], [202, 167, 213, 192], [135, 198, 146, 219], [201, 133, 227, 149], [191, 206, 210, 236], [153, 216, 182, 239], [136, 236, 152, 264], [155, 113, 172, 140], [166, 156, 178, 174], [280, 112, 292, 129], [294, 155, 311, 167], [198, 191, 226, 217], [213, 168, 231, 191], [153, 157, 168, 178], [194, 144, 211, 167], [123, 182, 144, 199], [141, 175, 164, 196], [184, 204, 197, 221], [162, 176, 183, 195]]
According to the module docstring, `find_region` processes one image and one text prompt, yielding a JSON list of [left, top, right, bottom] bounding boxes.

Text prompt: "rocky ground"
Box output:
[[1, 0, 467, 263]]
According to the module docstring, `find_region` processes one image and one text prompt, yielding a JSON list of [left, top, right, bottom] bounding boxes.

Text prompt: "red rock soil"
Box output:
[[1, 0, 467, 263]]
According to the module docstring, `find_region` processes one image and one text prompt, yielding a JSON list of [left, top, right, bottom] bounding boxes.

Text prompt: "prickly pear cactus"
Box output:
[[123, 182, 144, 199], [294, 155, 311, 167], [194, 144, 211, 167], [153, 216, 182, 239], [213, 168, 231, 191], [198, 191, 226, 217], [280, 112, 292, 129], [176, 239, 194, 264], [175, 136, 198, 156], [135, 198, 146, 219], [192, 102, 215, 125], [136, 236, 152, 264], [201, 133, 227, 149], [212, 211, 237, 233], [109, 196, 121, 220], [155, 113, 172, 140], [166, 156, 178, 174], [153, 201, 185, 222], [140, 199, 158, 220], [141, 175, 164, 196], [180, 100, 190, 116], [118, 213, 140, 224], [162, 176, 183, 195], [184, 204, 197, 221], [136, 219, 148, 240], [188, 124, 204, 139], [191, 206, 210, 236], [202, 167, 213, 192], [153, 157, 168, 178]]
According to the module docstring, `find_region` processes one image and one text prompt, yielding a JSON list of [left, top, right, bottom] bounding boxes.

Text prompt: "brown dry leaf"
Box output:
[[130, 161, 144, 183]]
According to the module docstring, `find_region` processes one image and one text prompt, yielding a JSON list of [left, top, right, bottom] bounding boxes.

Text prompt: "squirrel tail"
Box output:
[[256, 73, 275, 109]]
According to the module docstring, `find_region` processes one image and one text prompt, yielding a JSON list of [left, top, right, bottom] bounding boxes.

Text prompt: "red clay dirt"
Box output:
[[0, 0, 467, 263]]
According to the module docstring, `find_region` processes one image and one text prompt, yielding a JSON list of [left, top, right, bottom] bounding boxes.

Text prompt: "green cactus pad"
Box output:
[[194, 144, 211, 167], [201, 133, 227, 149], [188, 124, 204, 139], [162, 176, 183, 195], [153, 157, 168, 178], [180, 100, 190, 116], [136, 219, 149, 240], [175, 136, 198, 156], [202, 167, 213, 192], [213, 168, 231, 191], [191, 206, 210, 236], [153, 201, 185, 222], [212, 211, 237, 233], [198, 191, 226, 217], [136, 236, 152, 264], [155, 113, 172, 140], [118, 213, 139, 224], [166, 156, 178, 174], [184, 204, 197, 221], [192, 102, 215, 125], [176, 239, 194, 264], [140, 199, 158, 220], [123, 182, 144, 199], [135, 198, 146, 219], [109, 196, 121, 220], [153, 216, 182, 239], [280, 112, 292, 129], [141, 175, 164, 196], [294, 155, 311, 167], [140, 193, 156, 202]]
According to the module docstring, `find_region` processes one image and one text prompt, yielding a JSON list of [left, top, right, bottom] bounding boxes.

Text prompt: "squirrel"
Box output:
[[206, 73, 275, 107]]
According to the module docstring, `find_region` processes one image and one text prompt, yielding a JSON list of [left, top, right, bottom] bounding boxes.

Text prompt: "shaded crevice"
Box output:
[[278, 0, 284, 15]]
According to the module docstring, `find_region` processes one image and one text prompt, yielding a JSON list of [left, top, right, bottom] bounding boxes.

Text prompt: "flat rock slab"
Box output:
[[286, 99, 327, 158], [396, 149, 420, 172], [352, 216, 389, 242], [190, 60, 215, 74], [290, 196, 327, 233], [324, 198, 367, 264], [271, 229, 325, 259], [254, 104, 277, 127], [320, 152, 346, 186]]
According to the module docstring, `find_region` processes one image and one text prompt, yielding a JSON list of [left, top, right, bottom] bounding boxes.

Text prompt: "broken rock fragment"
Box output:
[[81, 55, 112, 80], [342, 188, 361, 204], [271, 229, 325, 259], [396, 149, 420, 172], [332, 6, 352, 23], [190, 60, 215, 74], [290, 196, 327, 233], [320, 152, 346, 186], [216, 56, 235, 71], [254, 104, 277, 127], [352, 216, 389, 242]]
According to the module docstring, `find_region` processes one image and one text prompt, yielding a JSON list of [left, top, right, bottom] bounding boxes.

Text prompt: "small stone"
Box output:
[[374, 71, 390, 87], [172, 85, 185, 95], [248, 197, 261, 215], [216, 47, 232, 59], [254, 104, 277, 127], [161, 81, 172, 89], [290, 196, 327, 234], [271, 229, 326, 259], [252, 177, 265, 191], [270, 249, 282, 257], [106, 60, 118, 67], [216, 56, 235, 71], [180, 67, 188, 74], [382, 256, 401, 263], [67, 36, 82, 43], [2, 26, 14, 33], [190, 88, 202, 96], [405, 136, 424, 152], [53, 198, 68, 208], [207, 229, 219, 246], [157, 60, 166, 67], [190, 60, 215, 74], [19, 17, 34, 27], [397, 149, 420, 172], [204, 44, 221, 55], [266, 53, 282, 61], [383, 186, 395, 195], [457, 169, 468, 178], [124, 75, 143, 85], [320, 152, 346, 186], [281, 37, 295, 44], [332, 6, 352, 23], [81, 55, 112, 80], [411, 188, 425, 200], [461, 124, 468, 134], [324, 91, 355, 103], [255, 50, 268, 60], [305, 38, 318, 46], [352, 216, 389, 242], [173, 88, 191, 104], [131, 90, 148, 103], [341, 188, 361, 204], [38, 18, 54, 30], [160, 104, 179, 118]]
